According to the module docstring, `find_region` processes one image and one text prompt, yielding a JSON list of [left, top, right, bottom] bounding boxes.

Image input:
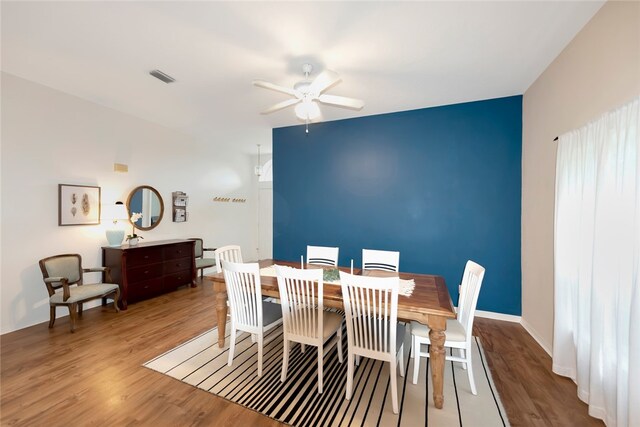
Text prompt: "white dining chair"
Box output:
[[221, 260, 282, 377], [411, 260, 485, 394], [339, 271, 405, 414], [306, 245, 339, 267], [215, 245, 243, 273], [362, 248, 400, 272], [275, 265, 343, 393]]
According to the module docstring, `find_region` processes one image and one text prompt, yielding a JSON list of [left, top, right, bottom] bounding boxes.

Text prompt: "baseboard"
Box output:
[[472, 310, 554, 357], [474, 309, 521, 323], [520, 318, 552, 356]]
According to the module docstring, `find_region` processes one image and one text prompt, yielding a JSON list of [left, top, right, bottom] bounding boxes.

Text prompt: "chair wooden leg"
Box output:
[[466, 348, 477, 395], [113, 288, 121, 313], [301, 343, 306, 353], [337, 325, 344, 363], [410, 323, 414, 358], [460, 348, 467, 369], [317, 345, 323, 394], [281, 339, 289, 383], [257, 334, 264, 377], [68, 303, 78, 333], [78, 303, 83, 317], [390, 358, 399, 414], [398, 344, 405, 377], [227, 326, 237, 367], [48, 306, 56, 328], [346, 350, 354, 400], [412, 336, 421, 385]]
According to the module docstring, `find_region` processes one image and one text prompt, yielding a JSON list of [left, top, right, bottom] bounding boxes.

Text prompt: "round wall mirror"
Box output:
[[126, 185, 164, 231]]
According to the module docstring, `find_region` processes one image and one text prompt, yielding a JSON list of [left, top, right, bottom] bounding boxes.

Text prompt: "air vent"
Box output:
[[149, 69, 175, 84]]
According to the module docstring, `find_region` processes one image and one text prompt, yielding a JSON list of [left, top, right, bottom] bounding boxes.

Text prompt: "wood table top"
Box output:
[[205, 259, 456, 322]]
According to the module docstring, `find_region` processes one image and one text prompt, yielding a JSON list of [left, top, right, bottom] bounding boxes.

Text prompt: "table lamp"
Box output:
[[102, 201, 129, 246]]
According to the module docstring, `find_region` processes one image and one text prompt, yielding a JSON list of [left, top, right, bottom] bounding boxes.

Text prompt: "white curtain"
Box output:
[[554, 97, 640, 427]]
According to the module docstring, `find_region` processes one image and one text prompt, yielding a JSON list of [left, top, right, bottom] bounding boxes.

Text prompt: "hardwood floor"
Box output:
[[1, 279, 602, 427]]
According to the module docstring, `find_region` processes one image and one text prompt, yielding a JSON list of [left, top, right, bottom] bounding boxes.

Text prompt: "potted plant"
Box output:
[[127, 213, 144, 245]]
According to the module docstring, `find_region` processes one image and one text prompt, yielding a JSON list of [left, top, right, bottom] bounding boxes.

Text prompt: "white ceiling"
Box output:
[[1, 1, 603, 152]]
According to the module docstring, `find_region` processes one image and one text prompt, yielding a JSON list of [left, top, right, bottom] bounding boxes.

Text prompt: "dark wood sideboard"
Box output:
[[102, 239, 196, 310]]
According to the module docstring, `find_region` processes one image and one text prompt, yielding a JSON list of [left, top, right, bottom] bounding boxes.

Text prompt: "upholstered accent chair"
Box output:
[[190, 238, 217, 279], [38, 254, 120, 332]]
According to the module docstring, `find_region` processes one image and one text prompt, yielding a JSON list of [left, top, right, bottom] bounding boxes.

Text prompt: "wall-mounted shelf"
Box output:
[[172, 191, 188, 222]]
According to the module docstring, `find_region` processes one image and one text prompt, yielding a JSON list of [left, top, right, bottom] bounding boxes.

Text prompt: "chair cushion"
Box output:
[[396, 323, 406, 352], [322, 311, 344, 341], [262, 301, 283, 327], [196, 258, 216, 269], [411, 318, 467, 343], [43, 256, 81, 284], [49, 283, 119, 304]]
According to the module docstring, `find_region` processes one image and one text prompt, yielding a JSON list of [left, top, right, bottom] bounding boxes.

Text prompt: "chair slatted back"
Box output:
[[275, 265, 323, 340], [221, 261, 263, 332], [306, 245, 339, 267], [215, 245, 243, 273], [340, 271, 399, 354], [457, 260, 485, 341], [362, 249, 400, 272]]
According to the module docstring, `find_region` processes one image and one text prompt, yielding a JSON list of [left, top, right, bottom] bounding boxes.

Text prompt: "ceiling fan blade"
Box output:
[[261, 98, 301, 114], [308, 70, 340, 95], [253, 80, 298, 97], [317, 94, 364, 110]]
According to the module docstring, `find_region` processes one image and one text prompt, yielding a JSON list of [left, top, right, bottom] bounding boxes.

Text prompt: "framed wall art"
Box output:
[[58, 184, 101, 226]]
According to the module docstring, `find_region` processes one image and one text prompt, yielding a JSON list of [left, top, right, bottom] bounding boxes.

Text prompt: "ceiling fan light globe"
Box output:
[[295, 101, 321, 120]]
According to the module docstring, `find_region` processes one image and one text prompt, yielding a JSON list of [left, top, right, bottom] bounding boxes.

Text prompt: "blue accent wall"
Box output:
[[273, 96, 522, 315]]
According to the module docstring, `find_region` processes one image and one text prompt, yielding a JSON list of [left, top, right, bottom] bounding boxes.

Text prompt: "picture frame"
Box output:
[[58, 184, 101, 226]]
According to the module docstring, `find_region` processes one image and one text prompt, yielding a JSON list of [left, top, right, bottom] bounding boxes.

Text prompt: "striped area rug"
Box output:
[[144, 323, 509, 427]]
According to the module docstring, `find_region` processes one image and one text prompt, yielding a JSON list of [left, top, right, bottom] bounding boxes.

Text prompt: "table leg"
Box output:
[[213, 281, 228, 348], [428, 317, 446, 409]]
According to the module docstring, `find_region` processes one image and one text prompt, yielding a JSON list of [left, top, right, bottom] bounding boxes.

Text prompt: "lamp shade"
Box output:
[[102, 201, 129, 246], [101, 202, 129, 222]]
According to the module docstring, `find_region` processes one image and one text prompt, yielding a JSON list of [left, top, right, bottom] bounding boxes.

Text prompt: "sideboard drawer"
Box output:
[[127, 247, 163, 266], [127, 263, 163, 283], [163, 271, 192, 289], [163, 243, 192, 260], [163, 257, 192, 275], [128, 278, 163, 302]]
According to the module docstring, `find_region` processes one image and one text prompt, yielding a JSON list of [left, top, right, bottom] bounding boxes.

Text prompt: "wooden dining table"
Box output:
[[204, 259, 456, 409]]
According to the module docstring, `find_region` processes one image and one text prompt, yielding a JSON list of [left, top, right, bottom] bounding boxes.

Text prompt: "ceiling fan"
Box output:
[[253, 64, 364, 123]]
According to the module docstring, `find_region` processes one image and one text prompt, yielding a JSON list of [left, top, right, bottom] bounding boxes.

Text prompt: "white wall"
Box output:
[[0, 72, 272, 334], [521, 1, 640, 351]]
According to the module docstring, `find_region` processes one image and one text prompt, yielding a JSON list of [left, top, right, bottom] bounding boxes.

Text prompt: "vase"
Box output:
[[106, 229, 125, 246], [128, 237, 139, 246]]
